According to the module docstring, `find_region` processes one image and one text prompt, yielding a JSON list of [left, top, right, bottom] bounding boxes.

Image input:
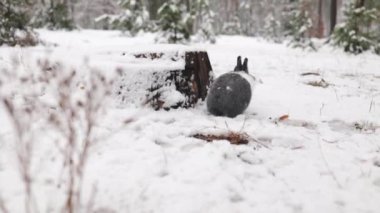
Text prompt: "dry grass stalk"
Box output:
[[37, 61, 115, 213], [353, 121, 380, 133], [0, 57, 119, 213], [2, 97, 39, 213], [0, 195, 8, 213]]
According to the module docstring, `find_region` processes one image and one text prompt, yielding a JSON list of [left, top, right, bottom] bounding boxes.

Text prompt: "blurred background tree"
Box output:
[[32, 1, 75, 30], [332, 0, 380, 54], [283, 0, 316, 50], [156, 0, 192, 43], [0, 0, 379, 54], [95, 0, 150, 35], [191, 0, 216, 43], [0, 0, 38, 46]]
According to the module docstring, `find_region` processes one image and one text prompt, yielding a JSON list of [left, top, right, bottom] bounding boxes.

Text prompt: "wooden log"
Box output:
[[184, 51, 213, 101]]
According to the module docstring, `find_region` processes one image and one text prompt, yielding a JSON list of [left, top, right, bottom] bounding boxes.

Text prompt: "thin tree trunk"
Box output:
[[317, 0, 324, 38], [356, 0, 365, 8], [330, 0, 337, 34], [148, 0, 165, 20], [183, 0, 191, 12]]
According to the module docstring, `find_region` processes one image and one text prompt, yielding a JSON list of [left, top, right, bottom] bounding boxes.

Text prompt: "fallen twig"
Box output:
[[300, 72, 320, 76], [193, 132, 249, 145], [317, 135, 343, 189], [192, 131, 270, 148]]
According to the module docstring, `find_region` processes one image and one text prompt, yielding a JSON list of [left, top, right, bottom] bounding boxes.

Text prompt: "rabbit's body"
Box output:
[[206, 56, 255, 118]]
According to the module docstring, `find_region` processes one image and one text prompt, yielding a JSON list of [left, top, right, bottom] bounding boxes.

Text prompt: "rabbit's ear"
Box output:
[[234, 56, 242, 71], [243, 58, 249, 73]]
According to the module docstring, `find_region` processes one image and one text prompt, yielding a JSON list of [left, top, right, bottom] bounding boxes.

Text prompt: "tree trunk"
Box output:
[[356, 0, 365, 8], [316, 0, 324, 38], [182, 0, 191, 12], [330, 0, 337, 34], [148, 0, 165, 20]]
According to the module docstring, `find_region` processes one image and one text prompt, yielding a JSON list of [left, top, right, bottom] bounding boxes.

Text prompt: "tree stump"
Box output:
[[116, 51, 213, 110]]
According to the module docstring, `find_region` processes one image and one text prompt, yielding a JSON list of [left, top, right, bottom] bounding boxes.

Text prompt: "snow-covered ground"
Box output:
[[0, 30, 379, 213]]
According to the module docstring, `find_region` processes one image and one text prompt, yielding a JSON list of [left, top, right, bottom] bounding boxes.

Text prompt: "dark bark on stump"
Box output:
[[184, 51, 213, 101]]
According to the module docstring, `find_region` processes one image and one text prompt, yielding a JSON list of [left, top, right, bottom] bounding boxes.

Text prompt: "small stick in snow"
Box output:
[[239, 115, 248, 132], [247, 136, 271, 149], [317, 135, 343, 189], [224, 121, 230, 130], [333, 88, 340, 102], [300, 72, 320, 76], [369, 98, 374, 113], [322, 138, 339, 144], [320, 103, 325, 116]]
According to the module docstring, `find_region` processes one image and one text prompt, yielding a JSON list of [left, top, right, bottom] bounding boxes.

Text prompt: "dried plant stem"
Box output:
[[0, 58, 119, 213], [2, 99, 39, 213], [0, 194, 9, 213], [317, 135, 343, 189]]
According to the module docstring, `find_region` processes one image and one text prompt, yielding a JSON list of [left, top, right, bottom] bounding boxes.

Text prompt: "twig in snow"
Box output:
[[193, 132, 249, 145], [369, 98, 374, 113], [224, 121, 230, 130], [317, 135, 343, 189], [239, 115, 248, 132], [320, 103, 325, 116], [192, 131, 270, 148], [322, 138, 339, 144], [247, 135, 271, 149], [333, 88, 340, 102], [300, 72, 320, 76], [1, 99, 40, 213]]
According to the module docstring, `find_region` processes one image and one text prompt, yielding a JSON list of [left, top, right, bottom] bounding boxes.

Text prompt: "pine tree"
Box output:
[[192, 0, 216, 43], [332, 0, 380, 55], [237, 0, 253, 36], [374, 0, 380, 54], [156, 0, 192, 43], [221, 15, 242, 35], [31, 1, 75, 30], [283, 0, 316, 50], [263, 13, 283, 43], [95, 0, 150, 35], [0, 0, 37, 46], [47, 3, 75, 30]]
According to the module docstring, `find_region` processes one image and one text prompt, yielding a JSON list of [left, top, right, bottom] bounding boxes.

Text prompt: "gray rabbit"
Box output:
[[206, 56, 255, 117]]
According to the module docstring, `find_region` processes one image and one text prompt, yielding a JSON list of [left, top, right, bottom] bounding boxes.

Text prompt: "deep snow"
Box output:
[[0, 30, 380, 213]]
